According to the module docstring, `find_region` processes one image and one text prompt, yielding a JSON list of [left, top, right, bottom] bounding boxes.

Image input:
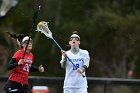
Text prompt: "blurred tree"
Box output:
[[0, 0, 140, 79]]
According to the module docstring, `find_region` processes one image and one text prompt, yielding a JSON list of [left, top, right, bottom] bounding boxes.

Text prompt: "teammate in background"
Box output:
[[4, 32, 44, 93], [60, 31, 90, 93]]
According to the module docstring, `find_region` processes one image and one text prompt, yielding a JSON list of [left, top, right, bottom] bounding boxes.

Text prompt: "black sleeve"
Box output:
[[7, 58, 18, 70], [30, 64, 39, 72]]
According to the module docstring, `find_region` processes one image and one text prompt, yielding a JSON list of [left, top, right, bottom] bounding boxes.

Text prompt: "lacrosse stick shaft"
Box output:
[[22, 5, 41, 59], [52, 37, 79, 68], [52, 37, 63, 51], [67, 57, 85, 77], [22, 35, 31, 59], [51, 37, 85, 77], [36, 21, 85, 77]]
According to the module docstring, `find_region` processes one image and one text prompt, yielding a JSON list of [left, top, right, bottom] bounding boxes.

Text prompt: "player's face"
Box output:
[[69, 37, 80, 48], [22, 40, 33, 51]]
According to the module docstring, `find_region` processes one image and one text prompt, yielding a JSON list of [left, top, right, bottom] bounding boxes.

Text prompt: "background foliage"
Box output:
[[0, 0, 140, 78]]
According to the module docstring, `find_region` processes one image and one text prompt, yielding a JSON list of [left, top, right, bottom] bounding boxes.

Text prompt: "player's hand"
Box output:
[[38, 64, 44, 72], [61, 50, 67, 61], [61, 50, 67, 57], [18, 59, 24, 65], [77, 68, 85, 74]]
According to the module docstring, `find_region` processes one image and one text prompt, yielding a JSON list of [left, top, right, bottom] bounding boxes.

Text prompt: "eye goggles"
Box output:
[[69, 34, 80, 41], [69, 37, 80, 41], [23, 40, 33, 44]]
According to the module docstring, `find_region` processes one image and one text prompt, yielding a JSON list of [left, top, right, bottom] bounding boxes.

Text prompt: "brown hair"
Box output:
[[72, 31, 78, 35]]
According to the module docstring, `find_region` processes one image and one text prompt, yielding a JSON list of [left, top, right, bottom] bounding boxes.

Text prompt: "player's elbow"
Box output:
[[83, 60, 90, 68], [7, 65, 13, 70]]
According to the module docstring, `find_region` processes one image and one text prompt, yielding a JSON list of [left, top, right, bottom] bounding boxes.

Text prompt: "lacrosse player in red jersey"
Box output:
[[4, 32, 44, 93], [60, 31, 90, 93]]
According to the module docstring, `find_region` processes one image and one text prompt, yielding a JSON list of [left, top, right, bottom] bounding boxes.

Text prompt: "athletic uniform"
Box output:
[[4, 49, 39, 93], [60, 49, 90, 93]]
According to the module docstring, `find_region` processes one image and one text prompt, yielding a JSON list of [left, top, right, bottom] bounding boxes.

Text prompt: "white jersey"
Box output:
[[60, 49, 90, 88]]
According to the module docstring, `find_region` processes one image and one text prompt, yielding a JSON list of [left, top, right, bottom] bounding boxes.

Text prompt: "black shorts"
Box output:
[[4, 80, 30, 93]]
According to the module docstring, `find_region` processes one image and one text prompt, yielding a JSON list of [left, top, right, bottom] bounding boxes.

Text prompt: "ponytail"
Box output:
[[6, 32, 26, 48]]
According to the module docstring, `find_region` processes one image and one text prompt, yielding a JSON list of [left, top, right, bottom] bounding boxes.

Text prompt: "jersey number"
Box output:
[[73, 64, 79, 70], [23, 64, 31, 72]]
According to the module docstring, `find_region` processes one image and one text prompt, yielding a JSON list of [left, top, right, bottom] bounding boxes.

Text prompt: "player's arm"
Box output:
[[8, 58, 25, 70], [60, 55, 67, 68], [30, 64, 39, 72], [7, 58, 18, 70], [60, 50, 67, 69], [83, 51, 90, 69], [30, 64, 44, 72], [77, 51, 90, 74], [8, 50, 24, 70]]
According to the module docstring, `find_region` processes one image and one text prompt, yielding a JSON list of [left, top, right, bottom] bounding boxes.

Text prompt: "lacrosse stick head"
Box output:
[[36, 21, 53, 39]]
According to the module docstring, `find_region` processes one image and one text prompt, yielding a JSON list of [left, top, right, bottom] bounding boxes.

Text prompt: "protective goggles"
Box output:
[[69, 37, 80, 41], [23, 40, 33, 44]]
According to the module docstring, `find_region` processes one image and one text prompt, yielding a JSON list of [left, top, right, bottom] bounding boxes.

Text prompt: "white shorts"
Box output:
[[63, 88, 88, 93]]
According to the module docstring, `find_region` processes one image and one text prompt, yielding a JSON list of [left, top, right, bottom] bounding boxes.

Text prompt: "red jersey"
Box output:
[[8, 49, 33, 84]]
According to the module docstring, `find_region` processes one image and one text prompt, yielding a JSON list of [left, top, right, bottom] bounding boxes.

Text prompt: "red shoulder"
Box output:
[[30, 52, 33, 57], [12, 49, 23, 58]]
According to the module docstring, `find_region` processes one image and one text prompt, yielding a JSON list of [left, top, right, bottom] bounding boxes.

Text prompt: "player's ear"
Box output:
[[78, 40, 80, 44], [21, 43, 25, 48], [69, 41, 71, 45]]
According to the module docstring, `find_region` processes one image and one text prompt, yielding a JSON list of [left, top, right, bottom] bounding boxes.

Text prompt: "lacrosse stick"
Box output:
[[22, 5, 41, 59], [36, 21, 85, 77]]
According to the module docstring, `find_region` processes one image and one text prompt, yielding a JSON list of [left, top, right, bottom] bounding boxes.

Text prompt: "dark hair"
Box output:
[[6, 32, 26, 48]]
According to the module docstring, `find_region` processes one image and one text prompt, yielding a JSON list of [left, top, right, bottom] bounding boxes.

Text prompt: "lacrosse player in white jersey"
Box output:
[[60, 31, 90, 93]]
